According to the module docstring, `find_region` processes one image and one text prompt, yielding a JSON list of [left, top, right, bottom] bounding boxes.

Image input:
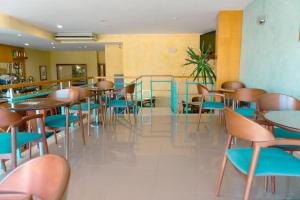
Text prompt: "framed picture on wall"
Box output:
[[39, 65, 47, 81]]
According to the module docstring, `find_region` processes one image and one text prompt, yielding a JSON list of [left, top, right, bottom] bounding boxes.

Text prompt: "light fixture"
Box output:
[[84, 45, 87, 48], [24, 43, 29, 46], [17, 33, 22, 37], [56, 24, 63, 29], [52, 46, 56, 49], [172, 17, 178, 20], [51, 42, 54, 45]]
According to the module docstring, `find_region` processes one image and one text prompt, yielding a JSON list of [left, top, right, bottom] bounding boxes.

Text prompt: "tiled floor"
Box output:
[[21, 109, 300, 199]]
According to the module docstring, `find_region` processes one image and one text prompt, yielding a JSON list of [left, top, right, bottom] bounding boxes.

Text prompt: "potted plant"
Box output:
[[183, 44, 216, 84]]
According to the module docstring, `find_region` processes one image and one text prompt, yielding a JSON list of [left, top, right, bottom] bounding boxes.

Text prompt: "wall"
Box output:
[[105, 44, 123, 77], [25, 48, 50, 81], [97, 50, 105, 63], [49, 51, 98, 79], [240, 0, 300, 98], [216, 11, 243, 89]]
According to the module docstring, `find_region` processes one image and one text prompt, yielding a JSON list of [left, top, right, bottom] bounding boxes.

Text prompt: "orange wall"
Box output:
[[216, 10, 243, 88]]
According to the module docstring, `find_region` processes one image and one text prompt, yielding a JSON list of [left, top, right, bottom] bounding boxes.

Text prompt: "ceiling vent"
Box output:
[[54, 33, 98, 43]]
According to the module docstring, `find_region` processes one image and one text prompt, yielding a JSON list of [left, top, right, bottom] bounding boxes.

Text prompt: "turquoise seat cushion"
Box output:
[[227, 148, 300, 176], [235, 108, 256, 118], [273, 127, 300, 149], [202, 101, 224, 109], [45, 115, 80, 128], [108, 100, 133, 107], [0, 132, 42, 154], [274, 127, 300, 139], [71, 103, 100, 111]]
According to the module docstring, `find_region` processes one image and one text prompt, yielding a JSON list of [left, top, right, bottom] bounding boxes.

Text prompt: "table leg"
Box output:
[[35, 110, 45, 156]]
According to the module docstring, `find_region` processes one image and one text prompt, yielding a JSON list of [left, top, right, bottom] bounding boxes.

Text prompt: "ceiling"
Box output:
[[0, 0, 253, 50]]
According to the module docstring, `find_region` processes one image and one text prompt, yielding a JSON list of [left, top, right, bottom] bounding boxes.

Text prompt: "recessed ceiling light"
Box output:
[[17, 33, 22, 37], [172, 17, 178, 20], [78, 46, 82, 49], [56, 24, 63, 29], [51, 42, 54, 45], [84, 45, 87, 48], [24, 43, 29, 46], [52, 46, 56, 49]]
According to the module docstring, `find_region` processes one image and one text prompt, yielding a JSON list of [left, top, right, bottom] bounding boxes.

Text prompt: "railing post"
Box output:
[[68, 81, 71, 87], [60, 82, 63, 90], [185, 79, 189, 114], [150, 77, 153, 108]]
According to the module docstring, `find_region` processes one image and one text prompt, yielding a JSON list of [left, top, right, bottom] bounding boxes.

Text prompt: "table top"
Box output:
[[264, 111, 300, 132], [86, 87, 114, 92], [0, 98, 70, 111]]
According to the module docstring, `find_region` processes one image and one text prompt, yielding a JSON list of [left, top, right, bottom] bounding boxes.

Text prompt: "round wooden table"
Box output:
[[264, 111, 300, 132], [0, 98, 71, 157], [0, 98, 69, 111]]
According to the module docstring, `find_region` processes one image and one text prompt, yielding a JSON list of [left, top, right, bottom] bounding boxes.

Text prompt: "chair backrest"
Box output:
[[48, 88, 80, 104], [233, 88, 266, 103], [221, 81, 245, 90], [120, 83, 135, 95], [0, 155, 70, 200], [224, 108, 274, 142], [69, 86, 92, 99], [0, 110, 22, 131], [257, 93, 300, 112], [196, 84, 210, 95], [96, 80, 114, 90]]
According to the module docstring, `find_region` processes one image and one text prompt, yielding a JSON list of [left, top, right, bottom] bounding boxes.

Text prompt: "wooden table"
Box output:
[[264, 111, 300, 132], [0, 98, 71, 157]]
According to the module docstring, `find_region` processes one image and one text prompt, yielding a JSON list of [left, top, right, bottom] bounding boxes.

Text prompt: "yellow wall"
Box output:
[[97, 50, 105, 63], [25, 48, 51, 81], [49, 51, 98, 79], [105, 44, 123, 76], [216, 11, 243, 89]]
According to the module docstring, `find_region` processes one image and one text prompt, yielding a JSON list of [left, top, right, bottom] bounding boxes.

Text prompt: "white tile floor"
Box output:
[[13, 109, 300, 199]]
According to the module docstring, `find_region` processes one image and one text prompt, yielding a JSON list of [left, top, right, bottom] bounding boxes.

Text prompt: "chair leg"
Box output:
[[215, 156, 228, 196], [54, 131, 58, 145], [197, 106, 203, 130], [243, 147, 260, 200], [126, 106, 132, 128], [264, 176, 268, 192], [29, 142, 32, 159], [65, 127, 70, 159], [271, 176, 276, 193], [87, 110, 91, 136], [1, 160, 6, 173], [79, 117, 86, 145]]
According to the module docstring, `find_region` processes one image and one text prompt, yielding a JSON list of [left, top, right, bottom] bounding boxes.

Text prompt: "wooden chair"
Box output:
[[216, 108, 300, 200], [0, 154, 70, 200], [257, 93, 300, 147], [196, 84, 226, 129], [106, 83, 136, 128], [232, 88, 266, 118], [70, 87, 103, 136], [96, 80, 115, 123], [221, 81, 245, 106], [0, 109, 48, 171], [45, 88, 85, 159], [221, 81, 245, 90]]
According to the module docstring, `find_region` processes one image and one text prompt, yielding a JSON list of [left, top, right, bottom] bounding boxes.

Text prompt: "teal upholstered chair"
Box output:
[[232, 88, 266, 118], [196, 84, 226, 129], [0, 109, 48, 171], [70, 86, 103, 136], [106, 83, 136, 128], [257, 93, 300, 149], [45, 88, 85, 159], [96, 80, 115, 124], [216, 108, 300, 200]]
